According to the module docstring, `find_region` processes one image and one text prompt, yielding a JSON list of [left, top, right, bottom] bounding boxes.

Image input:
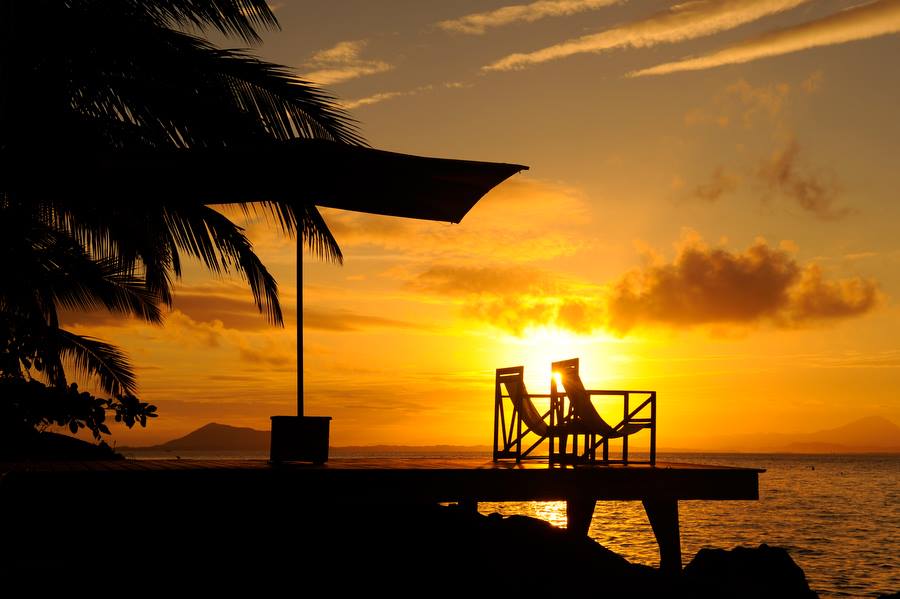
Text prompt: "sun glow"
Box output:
[[553, 371, 563, 387], [498, 326, 616, 393]]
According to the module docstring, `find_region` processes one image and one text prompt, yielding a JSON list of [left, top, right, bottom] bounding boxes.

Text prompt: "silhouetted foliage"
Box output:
[[0, 1, 361, 448], [0, 379, 156, 441], [1, 0, 357, 284]]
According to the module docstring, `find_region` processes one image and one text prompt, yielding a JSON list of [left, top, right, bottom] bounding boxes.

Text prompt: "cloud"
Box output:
[[342, 82, 468, 110], [606, 234, 879, 333], [173, 291, 296, 330], [409, 265, 603, 335], [684, 78, 791, 128], [438, 0, 619, 35], [684, 74, 826, 129], [789, 264, 880, 322], [63, 281, 297, 331], [721, 79, 790, 127], [757, 138, 849, 220], [689, 166, 741, 202], [310, 40, 366, 63], [304, 307, 427, 332], [801, 69, 824, 93], [412, 264, 561, 297], [631, 0, 900, 77], [483, 0, 810, 71], [302, 39, 392, 85], [343, 91, 408, 110], [678, 78, 850, 218]]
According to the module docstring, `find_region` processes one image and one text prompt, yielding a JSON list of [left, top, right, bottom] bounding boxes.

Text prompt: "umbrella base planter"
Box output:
[[270, 416, 332, 464]]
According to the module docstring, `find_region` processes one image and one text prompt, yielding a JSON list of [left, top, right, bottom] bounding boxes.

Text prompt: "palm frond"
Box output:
[[56, 329, 137, 397], [60, 21, 364, 148], [163, 205, 284, 325], [300, 204, 342, 264], [35, 223, 164, 324], [113, 0, 279, 44]]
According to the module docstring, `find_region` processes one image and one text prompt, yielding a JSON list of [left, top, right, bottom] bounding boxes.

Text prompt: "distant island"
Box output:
[[696, 415, 900, 453], [118, 422, 492, 454], [118, 416, 900, 454]]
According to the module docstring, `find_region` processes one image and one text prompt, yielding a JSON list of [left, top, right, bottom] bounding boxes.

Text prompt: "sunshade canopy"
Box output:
[[1, 139, 528, 224]]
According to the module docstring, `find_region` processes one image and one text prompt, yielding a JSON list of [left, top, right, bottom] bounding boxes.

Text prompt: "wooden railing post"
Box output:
[[623, 392, 630, 463], [650, 392, 657, 466]]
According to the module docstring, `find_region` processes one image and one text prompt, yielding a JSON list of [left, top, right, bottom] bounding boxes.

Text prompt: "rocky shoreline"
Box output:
[[1, 496, 821, 596]]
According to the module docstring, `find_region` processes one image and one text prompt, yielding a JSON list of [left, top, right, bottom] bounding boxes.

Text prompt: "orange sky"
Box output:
[[62, 0, 900, 447]]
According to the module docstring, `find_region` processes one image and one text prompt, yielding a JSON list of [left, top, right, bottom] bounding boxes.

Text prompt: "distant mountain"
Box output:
[[121, 422, 270, 452], [120, 422, 491, 454], [702, 415, 900, 453]]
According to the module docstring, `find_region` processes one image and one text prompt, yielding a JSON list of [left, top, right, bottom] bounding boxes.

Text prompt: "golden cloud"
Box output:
[[302, 39, 392, 86], [606, 234, 880, 332], [631, 0, 900, 76], [410, 235, 881, 336], [438, 0, 619, 35], [484, 0, 810, 71], [409, 264, 602, 335]]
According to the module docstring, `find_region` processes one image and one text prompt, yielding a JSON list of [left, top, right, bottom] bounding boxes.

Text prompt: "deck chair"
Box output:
[[551, 358, 657, 465], [493, 366, 562, 462]]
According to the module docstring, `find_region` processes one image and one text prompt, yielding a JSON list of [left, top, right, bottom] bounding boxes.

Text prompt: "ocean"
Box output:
[[483, 453, 899, 598], [124, 450, 899, 598]]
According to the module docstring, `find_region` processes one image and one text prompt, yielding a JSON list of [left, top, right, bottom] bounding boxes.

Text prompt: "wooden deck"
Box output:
[[0, 458, 762, 573]]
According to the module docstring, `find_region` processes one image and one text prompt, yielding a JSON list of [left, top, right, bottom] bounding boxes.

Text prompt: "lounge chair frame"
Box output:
[[550, 358, 657, 465], [493, 366, 558, 462]]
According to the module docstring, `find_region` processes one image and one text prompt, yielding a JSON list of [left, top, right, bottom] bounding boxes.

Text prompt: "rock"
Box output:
[[681, 544, 818, 598]]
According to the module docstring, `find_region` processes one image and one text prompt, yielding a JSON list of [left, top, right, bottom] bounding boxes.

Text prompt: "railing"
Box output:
[[494, 365, 657, 465], [550, 388, 657, 465]]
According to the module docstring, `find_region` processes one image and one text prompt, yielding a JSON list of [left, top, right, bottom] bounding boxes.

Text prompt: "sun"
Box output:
[[497, 326, 610, 393]]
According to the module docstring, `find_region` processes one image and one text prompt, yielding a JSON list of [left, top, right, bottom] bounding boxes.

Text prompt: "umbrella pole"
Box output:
[[269, 236, 329, 464], [297, 236, 304, 417]]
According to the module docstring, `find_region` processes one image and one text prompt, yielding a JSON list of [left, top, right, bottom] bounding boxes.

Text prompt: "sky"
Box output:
[[62, 0, 900, 448]]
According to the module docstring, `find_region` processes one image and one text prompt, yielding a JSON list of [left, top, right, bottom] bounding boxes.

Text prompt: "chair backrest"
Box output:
[[497, 367, 548, 437], [552, 358, 616, 436]]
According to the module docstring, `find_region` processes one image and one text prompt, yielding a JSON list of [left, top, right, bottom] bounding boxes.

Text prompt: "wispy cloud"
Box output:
[[631, 0, 900, 76], [302, 39, 392, 85], [483, 0, 810, 71], [343, 90, 408, 109], [757, 138, 849, 220], [438, 0, 619, 35], [304, 307, 427, 332], [689, 166, 741, 202], [342, 82, 468, 110]]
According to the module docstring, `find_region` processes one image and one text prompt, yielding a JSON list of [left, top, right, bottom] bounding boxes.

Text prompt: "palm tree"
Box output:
[[1, 0, 359, 321], [0, 199, 162, 393], [0, 196, 162, 443], [0, 0, 363, 437]]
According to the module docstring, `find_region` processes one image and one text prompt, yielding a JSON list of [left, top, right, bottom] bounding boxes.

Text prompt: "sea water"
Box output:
[[481, 453, 899, 598]]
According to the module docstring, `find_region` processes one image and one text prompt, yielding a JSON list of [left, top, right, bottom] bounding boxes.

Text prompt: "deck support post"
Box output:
[[566, 497, 596, 537], [642, 498, 682, 575]]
